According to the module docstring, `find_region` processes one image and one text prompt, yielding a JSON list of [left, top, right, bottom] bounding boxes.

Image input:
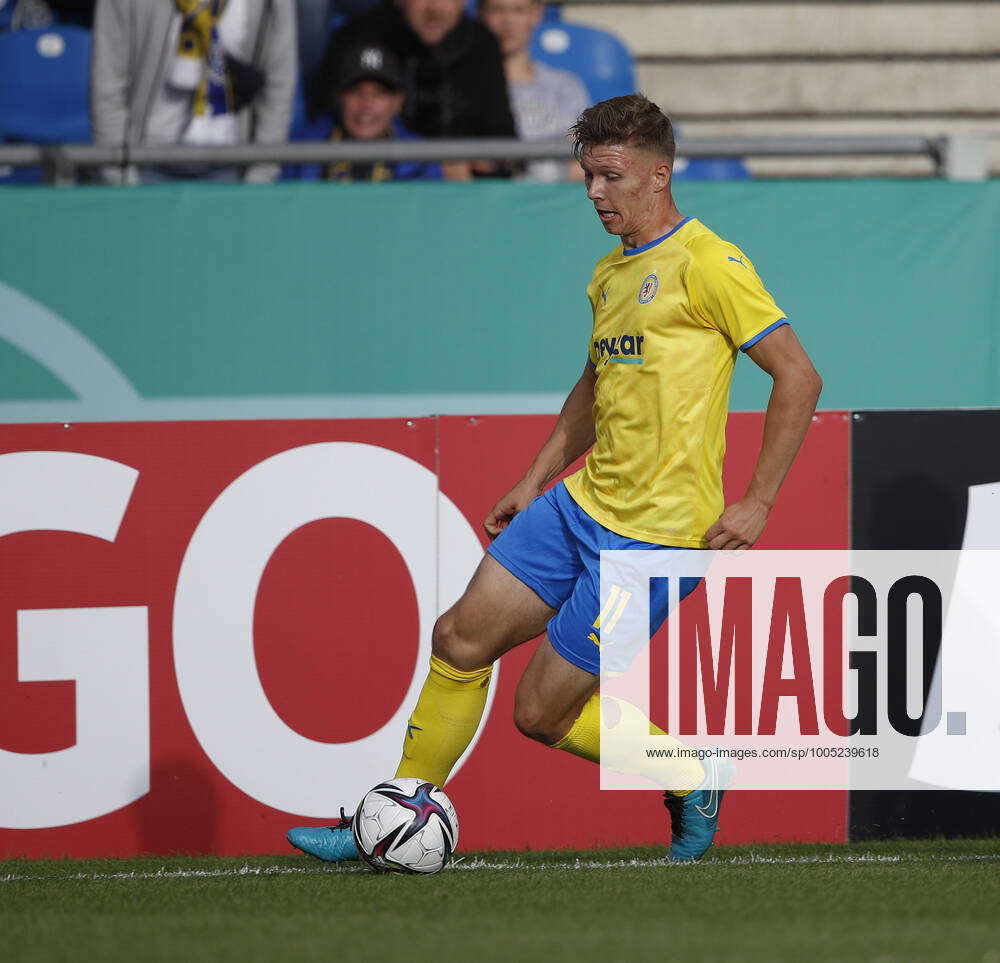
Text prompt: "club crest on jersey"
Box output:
[[637, 273, 658, 304]]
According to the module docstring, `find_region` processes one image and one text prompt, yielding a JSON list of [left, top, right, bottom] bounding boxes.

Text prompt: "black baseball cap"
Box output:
[[337, 43, 404, 93]]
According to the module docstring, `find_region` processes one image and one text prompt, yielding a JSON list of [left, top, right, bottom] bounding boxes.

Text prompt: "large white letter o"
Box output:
[[173, 442, 486, 816]]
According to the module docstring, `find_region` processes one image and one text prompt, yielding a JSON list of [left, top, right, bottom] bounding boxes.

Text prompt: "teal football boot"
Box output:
[[287, 808, 360, 862], [664, 751, 735, 862]]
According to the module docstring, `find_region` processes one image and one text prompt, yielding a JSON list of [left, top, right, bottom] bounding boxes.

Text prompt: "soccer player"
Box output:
[[288, 94, 822, 862]]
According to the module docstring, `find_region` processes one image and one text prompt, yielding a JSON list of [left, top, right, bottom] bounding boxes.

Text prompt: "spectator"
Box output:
[[290, 41, 441, 181], [479, 0, 588, 182], [90, 0, 296, 184], [315, 0, 515, 179]]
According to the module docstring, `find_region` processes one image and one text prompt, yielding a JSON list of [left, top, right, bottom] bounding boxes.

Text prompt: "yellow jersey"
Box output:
[[563, 216, 787, 548]]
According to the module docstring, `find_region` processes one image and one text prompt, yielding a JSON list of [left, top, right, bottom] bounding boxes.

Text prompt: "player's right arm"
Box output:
[[483, 360, 597, 538]]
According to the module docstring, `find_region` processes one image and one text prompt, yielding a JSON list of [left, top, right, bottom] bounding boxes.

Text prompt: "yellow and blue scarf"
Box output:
[[174, 0, 233, 120]]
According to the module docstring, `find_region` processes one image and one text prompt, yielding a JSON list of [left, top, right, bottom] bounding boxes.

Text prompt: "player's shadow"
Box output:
[[134, 756, 219, 855]]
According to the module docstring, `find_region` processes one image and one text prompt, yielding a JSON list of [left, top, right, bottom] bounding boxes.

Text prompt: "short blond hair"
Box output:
[[571, 94, 676, 164]]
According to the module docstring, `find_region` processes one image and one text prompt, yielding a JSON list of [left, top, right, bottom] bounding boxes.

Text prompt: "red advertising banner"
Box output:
[[0, 413, 848, 858]]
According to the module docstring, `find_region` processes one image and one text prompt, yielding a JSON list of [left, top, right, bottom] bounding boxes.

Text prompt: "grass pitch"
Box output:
[[3, 839, 999, 963]]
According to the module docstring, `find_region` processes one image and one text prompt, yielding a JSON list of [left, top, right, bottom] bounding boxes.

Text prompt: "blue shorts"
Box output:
[[487, 483, 700, 675]]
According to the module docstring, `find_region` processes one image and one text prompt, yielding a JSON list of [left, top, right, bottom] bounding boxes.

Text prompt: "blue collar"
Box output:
[[623, 216, 694, 256]]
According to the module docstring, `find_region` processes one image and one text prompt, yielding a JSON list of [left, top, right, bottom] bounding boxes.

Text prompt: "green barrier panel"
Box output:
[[1, 179, 999, 419]]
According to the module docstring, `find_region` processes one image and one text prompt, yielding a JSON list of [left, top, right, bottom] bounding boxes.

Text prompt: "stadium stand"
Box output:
[[560, 0, 1000, 177], [1, 1, 998, 179]]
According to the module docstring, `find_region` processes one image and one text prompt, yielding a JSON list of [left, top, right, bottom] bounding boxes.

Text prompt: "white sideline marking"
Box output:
[[0, 865, 339, 883], [1, 851, 998, 884]]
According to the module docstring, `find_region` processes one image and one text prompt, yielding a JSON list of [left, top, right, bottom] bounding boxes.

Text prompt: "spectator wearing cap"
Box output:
[[478, 0, 588, 183], [313, 0, 516, 179], [290, 41, 441, 181]]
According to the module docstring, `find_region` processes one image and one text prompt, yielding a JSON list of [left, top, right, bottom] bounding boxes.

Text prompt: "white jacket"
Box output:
[[90, 0, 297, 182]]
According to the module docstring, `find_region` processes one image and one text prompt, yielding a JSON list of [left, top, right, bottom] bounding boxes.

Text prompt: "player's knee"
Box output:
[[513, 694, 567, 746], [431, 610, 490, 672]]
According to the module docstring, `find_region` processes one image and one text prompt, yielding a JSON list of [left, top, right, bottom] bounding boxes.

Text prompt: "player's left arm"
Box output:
[[705, 325, 822, 550]]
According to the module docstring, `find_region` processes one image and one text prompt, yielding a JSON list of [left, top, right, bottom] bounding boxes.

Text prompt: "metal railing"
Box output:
[[0, 133, 990, 183]]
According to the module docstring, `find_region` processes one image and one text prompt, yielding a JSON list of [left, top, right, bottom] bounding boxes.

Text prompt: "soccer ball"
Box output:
[[352, 777, 459, 875]]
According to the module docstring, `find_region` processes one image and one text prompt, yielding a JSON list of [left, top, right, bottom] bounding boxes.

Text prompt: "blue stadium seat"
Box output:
[[673, 156, 751, 181], [530, 16, 635, 105], [0, 27, 92, 143]]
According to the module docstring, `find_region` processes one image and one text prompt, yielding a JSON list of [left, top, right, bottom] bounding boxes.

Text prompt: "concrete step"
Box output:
[[672, 117, 1000, 177], [636, 59, 1000, 117], [563, 2, 1000, 58]]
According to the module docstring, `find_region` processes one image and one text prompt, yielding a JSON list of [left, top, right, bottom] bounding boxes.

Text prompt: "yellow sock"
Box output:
[[394, 655, 493, 788], [552, 694, 705, 794]]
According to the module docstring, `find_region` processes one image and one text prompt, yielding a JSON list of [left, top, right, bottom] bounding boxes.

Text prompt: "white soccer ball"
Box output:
[[352, 778, 459, 875]]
